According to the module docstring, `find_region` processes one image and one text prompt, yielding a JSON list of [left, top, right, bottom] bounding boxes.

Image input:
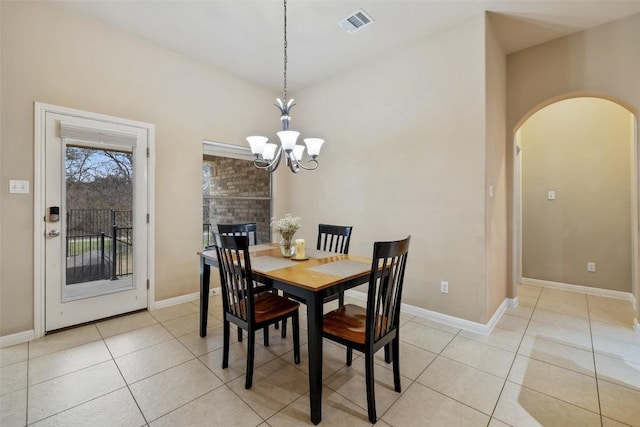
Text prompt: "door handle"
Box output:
[[48, 229, 61, 237]]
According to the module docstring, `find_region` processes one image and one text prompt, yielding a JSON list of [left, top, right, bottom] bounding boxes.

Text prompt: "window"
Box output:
[[202, 141, 271, 247]]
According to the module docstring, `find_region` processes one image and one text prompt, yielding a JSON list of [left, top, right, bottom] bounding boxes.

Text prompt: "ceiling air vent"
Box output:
[[338, 9, 374, 34]]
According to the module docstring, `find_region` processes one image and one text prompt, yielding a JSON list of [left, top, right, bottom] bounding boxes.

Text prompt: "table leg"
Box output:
[[307, 295, 323, 424], [200, 259, 210, 337]]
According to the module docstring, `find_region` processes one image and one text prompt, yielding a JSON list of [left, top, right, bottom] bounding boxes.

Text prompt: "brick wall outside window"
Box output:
[[203, 156, 271, 246]]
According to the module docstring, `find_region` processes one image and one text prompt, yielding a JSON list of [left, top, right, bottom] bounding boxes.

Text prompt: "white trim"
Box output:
[[345, 290, 511, 336], [203, 140, 254, 161], [147, 126, 156, 317], [521, 277, 636, 309], [34, 102, 155, 338], [632, 115, 639, 320], [150, 287, 220, 310], [60, 122, 138, 146], [151, 292, 199, 310], [0, 330, 35, 348], [34, 104, 46, 339], [634, 318, 639, 333]]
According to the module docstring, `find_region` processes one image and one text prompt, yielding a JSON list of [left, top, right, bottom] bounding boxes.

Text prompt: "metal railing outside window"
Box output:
[[66, 209, 133, 284]]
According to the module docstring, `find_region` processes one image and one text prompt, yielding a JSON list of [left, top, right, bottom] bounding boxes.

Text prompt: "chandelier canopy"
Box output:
[[246, 0, 324, 173]]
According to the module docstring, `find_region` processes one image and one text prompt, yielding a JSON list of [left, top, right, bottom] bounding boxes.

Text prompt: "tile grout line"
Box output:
[[178, 312, 286, 425], [492, 290, 609, 423], [98, 322, 151, 426], [111, 314, 238, 425], [379, 323, 461, 425], [25, 338, 30, 426], [486, 287, 541, 426], [146, 321, 266, 424], [586, 296, 605, 427]]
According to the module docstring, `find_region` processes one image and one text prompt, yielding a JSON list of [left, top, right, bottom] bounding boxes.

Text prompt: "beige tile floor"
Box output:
[[1, 285, 639, 426]]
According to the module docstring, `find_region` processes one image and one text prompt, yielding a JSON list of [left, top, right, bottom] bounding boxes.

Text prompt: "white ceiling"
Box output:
[[53, 0, 640, 93]]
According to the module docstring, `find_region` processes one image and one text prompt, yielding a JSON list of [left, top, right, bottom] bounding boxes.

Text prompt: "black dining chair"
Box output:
[[213, 233, 301, 389], [322, 236, 410, 423], [281, 223, 353, 338], [217, 223, 258, 245], [217, 223, 275, 342], [317, 224, 353, 306]]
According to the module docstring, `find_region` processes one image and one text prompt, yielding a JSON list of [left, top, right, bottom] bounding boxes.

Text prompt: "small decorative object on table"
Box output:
[[271, 213, 301, 257], [294, 238, 306, 259]]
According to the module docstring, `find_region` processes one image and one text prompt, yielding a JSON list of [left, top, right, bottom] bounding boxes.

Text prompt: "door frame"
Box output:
[[511, 95, 639, 328], [34, 102, 156, 338]]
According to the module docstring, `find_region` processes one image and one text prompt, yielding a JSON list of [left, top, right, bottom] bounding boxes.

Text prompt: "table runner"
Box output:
[[250, 244, 276, 252], [305, 248, 341, 259], [249, 256, 297, 272], [308, 260, 371, 278]]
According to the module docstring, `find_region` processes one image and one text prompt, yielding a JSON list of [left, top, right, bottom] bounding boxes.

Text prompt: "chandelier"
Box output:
[[246, 0, 324, 173]]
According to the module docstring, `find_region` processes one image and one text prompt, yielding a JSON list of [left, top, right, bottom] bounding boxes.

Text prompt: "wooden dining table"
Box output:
[[198, 243, 372, 425]]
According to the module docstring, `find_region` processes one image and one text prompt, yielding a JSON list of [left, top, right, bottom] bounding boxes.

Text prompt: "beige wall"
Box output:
[[485, 16, 508, 321], [507, 13, 640, 315], [287, 15, 496, 323], [0, 1, 276, 336], [521, 98, 632, 292]]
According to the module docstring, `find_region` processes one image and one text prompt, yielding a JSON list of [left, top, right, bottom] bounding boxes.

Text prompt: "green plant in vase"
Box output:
[[271, 213, 301, 257]]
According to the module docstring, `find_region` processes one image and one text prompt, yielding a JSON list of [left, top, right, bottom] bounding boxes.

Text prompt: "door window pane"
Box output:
[[65, 146, 133, 293]]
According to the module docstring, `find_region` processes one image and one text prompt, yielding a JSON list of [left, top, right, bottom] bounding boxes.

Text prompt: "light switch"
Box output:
[[547, 190, 556, 200], [9, 180, 30, 194]]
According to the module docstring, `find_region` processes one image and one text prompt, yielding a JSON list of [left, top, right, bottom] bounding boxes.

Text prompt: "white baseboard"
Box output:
[[0, 329, 35, 348], [345, 290, 512, 336], [521, 277, 637, 310], [150, 287, 220, 310]]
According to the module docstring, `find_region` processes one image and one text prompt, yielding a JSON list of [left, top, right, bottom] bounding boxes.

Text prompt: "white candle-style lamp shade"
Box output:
[[304, 138, 325, 157], [263, 143, 278, 161], [277, 130, 300, 151], [247, 136, 268, 156], [292, 145, 305, 161]]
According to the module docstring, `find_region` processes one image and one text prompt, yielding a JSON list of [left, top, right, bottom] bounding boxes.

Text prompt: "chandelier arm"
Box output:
[[252, 147, 283, 172], [299, 159, 319, 171], [291, 158, 319, 171], [269, 148, 284, 172], [288, 159, 300, 173]]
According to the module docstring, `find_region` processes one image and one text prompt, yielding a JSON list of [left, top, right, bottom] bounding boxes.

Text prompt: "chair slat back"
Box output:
[[365, 236, 411, 344], [317, 224, 353, 254], [218, 223, 258, 246], [213, 233, 255, 323]]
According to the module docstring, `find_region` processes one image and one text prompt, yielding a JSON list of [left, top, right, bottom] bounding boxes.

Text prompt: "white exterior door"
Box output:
[[41, 107, 151, 331]]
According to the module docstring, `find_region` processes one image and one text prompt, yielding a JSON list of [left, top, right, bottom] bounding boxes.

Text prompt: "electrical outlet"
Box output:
[[440, 281, 449, 294], [587, 262, 596, 273]]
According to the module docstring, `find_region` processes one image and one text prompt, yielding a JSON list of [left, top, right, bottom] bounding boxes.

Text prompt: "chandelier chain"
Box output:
[[246, 0, 323, 173], [283, 0, 288, 102]]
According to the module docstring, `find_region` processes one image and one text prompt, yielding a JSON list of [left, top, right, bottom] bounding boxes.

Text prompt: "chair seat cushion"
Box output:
[[323, 304, 367, 344], [254, 292, 299, 324]]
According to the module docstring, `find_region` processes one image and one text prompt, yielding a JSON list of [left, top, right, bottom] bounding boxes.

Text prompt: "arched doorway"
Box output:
[[513, 96, 638, 327]]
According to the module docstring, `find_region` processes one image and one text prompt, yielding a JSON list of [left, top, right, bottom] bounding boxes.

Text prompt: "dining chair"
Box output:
[[213, 233, 301, 389], [281, 223, 353, 338], [217, 223, 274, 342], [317, 224, 353, 306], [317, 223, 353, 255], [322, 235, 410, 423], [217, 223, 258, 245]]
